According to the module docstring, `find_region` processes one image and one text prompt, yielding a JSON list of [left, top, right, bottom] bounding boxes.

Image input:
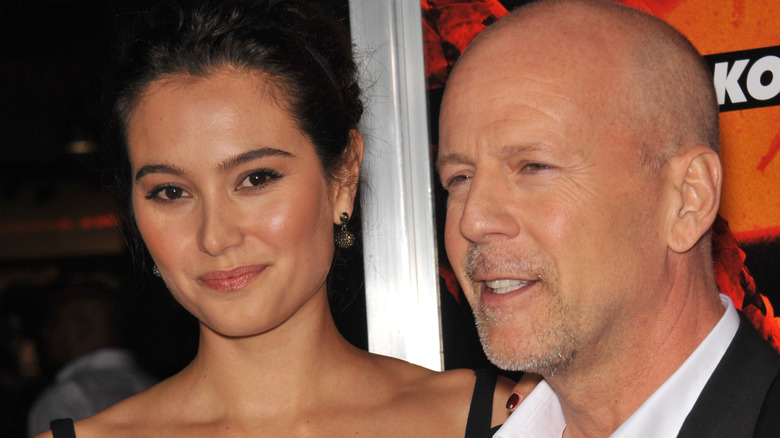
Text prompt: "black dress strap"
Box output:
[[50, 418, 76, 438], [464, 368, 498, 438]]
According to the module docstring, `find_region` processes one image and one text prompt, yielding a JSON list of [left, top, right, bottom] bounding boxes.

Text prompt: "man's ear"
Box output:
[[665, 145, 722, 253], [332, 129, 364, 222]]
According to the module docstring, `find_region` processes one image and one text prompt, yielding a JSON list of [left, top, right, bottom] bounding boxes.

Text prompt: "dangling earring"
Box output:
[[335, 212, 355, 249], [152, 264, 162, 278]]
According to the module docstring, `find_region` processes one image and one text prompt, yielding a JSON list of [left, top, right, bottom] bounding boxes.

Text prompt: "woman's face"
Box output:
[[127, 68, 356, 337]]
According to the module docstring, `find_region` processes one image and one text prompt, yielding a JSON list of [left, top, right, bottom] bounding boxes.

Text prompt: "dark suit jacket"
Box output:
[[677, 313, 780, 437]]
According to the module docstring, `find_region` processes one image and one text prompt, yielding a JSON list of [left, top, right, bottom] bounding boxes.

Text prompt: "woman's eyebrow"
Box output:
[[135, 164, 185, 181], [216, 147, 295, 173]]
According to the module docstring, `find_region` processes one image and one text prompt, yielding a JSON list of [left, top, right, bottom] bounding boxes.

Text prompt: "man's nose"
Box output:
[[459, 173, 520, 244]]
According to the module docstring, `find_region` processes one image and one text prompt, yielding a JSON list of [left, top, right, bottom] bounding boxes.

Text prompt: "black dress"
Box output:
[[49, 418, 75, 438], [464, 368, 503, 438]]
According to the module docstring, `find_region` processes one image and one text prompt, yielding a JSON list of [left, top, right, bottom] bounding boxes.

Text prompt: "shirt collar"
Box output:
[[493, 379, 566, 438], [493, 294, 739, 438], [611, 294, 739, 437]]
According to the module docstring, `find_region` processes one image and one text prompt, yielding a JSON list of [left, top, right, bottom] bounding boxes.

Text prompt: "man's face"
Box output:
[[438, 31, 667, 376]]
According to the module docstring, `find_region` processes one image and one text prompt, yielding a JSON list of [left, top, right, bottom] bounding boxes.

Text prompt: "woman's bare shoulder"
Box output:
[[424, 367, 480, 396], [385, 362, 537, 429], [364, 352, 477, 395], [66, 378, 182, 437], [32, 384, 165, 438], [345, 354, 473, 435]]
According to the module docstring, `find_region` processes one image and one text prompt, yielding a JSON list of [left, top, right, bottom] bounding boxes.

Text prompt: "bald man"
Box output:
[[437, 0, 780, 436]]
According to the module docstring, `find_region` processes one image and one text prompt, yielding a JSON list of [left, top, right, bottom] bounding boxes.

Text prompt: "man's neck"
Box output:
[[547, 289, 725, 437]]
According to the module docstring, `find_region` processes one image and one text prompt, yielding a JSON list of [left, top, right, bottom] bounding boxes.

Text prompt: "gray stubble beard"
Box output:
[[464, 243, 579, 376]]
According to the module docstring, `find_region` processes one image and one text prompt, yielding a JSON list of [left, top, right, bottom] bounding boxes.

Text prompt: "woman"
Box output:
[[38, 0, 517, 436]]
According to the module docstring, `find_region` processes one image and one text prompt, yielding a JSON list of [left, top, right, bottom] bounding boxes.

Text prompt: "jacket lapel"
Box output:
[[677, 314, 780, 438]]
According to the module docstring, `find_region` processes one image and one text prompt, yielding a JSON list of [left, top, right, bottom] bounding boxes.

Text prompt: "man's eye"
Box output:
[[523, 162, 550, 172], [445, 174, 471, 190]]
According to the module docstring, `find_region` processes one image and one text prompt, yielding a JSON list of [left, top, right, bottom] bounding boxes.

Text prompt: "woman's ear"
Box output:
[[665, 145, 722, 253], [332, 129, 364, 222]]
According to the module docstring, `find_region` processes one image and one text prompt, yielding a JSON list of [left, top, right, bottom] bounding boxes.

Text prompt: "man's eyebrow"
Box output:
[[216, 147, 295, 173], [436, 143, 546, 172], [135, 164, 185, 181], [498, 143, 543, 158], [435, 152, 471, 173]]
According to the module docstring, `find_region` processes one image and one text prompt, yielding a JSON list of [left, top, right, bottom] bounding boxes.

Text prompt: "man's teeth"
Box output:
[[485, 279, 533, 294]]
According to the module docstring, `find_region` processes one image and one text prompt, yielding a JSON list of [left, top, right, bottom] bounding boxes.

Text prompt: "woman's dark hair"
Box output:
[[102, 0, 364, 269]]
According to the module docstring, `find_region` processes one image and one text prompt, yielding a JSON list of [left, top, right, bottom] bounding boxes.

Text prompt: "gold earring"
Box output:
[[152, 265, 162, 277]]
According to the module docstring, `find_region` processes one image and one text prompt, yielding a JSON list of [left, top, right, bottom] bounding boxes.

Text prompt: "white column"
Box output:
[[349, 0, 443, 370]]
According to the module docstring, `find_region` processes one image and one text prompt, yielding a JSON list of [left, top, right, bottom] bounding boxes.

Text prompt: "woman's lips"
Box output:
[[199, 265, 266, 292]]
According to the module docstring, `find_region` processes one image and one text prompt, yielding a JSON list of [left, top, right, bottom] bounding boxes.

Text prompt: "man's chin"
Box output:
[[477, 327, 532, 371], [479, 330, 577, 376]]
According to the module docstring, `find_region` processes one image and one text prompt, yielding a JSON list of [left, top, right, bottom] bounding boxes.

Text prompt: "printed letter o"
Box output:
[[746, 55, 780, 101]]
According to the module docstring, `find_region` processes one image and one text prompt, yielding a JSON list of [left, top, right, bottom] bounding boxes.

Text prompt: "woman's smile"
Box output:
[[198, 264, 267, 292]]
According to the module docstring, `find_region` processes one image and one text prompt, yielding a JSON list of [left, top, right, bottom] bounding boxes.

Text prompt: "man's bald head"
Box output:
[[447, 0, 719, 173]]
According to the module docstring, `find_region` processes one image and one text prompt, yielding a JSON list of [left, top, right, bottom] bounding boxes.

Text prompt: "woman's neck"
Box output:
[[175, 290, 367, 418]]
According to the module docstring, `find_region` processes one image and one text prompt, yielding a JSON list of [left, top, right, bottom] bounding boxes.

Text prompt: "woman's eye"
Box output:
[[239, 169, 283, 189], [146, 185, 187, 201]]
